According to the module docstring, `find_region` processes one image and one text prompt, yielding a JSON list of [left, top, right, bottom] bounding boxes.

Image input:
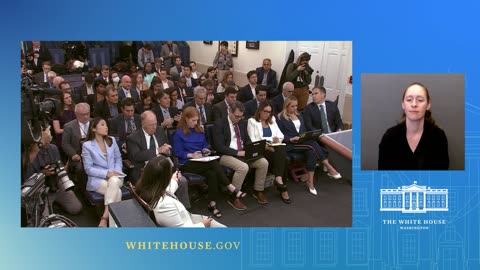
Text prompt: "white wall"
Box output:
[[187, 41, 289, 83]]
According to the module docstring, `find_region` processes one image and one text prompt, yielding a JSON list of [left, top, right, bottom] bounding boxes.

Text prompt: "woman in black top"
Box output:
[[378, 82, 449, 170]]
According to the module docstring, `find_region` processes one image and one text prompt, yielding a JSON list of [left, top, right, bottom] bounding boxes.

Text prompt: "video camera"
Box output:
[[21, 75, 62, 146]]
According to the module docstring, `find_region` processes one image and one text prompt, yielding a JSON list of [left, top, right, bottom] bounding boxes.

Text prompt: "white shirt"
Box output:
[[317, 101, 331, 133], [249, 84, 256, 99], [292, 119, 301, 133], [162, 80, 170, 89], [143, 129, 159, 155], [227, 117, 240, 150]]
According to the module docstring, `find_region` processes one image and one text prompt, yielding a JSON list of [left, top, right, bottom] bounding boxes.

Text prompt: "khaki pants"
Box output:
[[219, 155, 268, 191], [294, 87, 309, 110]]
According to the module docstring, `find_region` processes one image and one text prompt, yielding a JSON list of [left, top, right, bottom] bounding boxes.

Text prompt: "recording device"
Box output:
[[21, 76, 62, 146], [42, 160, 75, 192]]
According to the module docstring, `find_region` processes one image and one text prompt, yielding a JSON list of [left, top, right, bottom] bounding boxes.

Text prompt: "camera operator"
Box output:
[[24, 125, 83, 216], [286, 52, 314, 110]]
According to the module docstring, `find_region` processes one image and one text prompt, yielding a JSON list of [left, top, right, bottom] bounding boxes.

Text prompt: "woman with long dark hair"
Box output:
[[82, 117, 123, 227], [136, 156, 226, 227], [378, 82, 449, 170]]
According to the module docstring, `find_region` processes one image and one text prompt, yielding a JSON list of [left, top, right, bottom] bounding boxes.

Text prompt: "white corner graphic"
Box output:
[[380, 181, 448, 213]]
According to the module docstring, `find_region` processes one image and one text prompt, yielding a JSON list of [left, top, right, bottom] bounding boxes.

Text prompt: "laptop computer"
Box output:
[[244, 140, 267, 162], [297, 129, 322, 143]]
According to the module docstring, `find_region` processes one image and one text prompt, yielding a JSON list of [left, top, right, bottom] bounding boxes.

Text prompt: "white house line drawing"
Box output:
[[380, 181, 448, 213]]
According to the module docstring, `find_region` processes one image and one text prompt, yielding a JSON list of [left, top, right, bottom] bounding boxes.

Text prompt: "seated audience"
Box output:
[[214, 101, 269, 209], [213, 86, 237, 121], [276, 96, 341, 196], [136, 156, 225, 227], [183, 86, 214, 125], [174, 107, 247, 217], [52, 92, 77, 160], [244, 86, 268, 119], [153, 90, 181, 128], [143, 62, 156, 88], [238, 70, 258, 103], [167, 88, 184, 111], [272, 82, 294, 114], [135, 90, 154, 114], [118, 75, 140, 104], [82, 117, 123, 227], [126, 111, 190, 208], [94, 85, 121, 120], [303, 87, 343, 134], [247, 101, 291, 203], [256, 58, 279, 97]]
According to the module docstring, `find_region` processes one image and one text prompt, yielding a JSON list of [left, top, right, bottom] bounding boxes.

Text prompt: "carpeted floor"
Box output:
[[58, 169, 351, 228]]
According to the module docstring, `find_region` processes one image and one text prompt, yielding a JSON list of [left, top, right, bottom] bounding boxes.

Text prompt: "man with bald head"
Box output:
[[118, 75, 140, 103], [53, 76, 64, 89], [126, 110, 191, 208], [272, 82, 294, 114]]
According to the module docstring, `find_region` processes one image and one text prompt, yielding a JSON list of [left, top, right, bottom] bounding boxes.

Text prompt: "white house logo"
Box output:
[[380, 181, 448, 213]]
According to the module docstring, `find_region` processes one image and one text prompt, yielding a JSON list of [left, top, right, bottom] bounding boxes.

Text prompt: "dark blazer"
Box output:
[[181, 76, 198, 98], [183, 101, 214, 123], [62, 119, 88, 160], [75, 83, 90, 102], [127, 127, 168, 181], [303, 101, 343, 133], [34, 72, 48, 85], [213, 118, 251, 157], [118, 87, 140, 103], [378, 121, 449, 170], [276, 114, 308, 152], [108, 114, 142, 148], [152, 105, 180, 126], [238, 84, 255, 103], [213, 100, 229, 121], [244, 99, 259, 119], [256, 67, 278, 92], [272, 94, 286, 114], [94, 100, 122, 120]]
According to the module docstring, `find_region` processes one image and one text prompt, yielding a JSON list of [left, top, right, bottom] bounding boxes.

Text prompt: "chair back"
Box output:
[[125, 182, 157, 226]]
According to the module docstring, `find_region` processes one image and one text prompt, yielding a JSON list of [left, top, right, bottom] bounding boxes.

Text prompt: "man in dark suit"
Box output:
[[95, 65, 111, 84], [152, 90, 181, 127], [60, 81, 82, 104], [31, 41, 52, 63], [34, 61, 51, 85], [117, 75, 140, 103], [75, 73, 95, 102], [303, 86, 343, 133], [183, 86, 214, 125], [256, 58, 279, 98], [213, 86, 238, 121], [213, 101, 269, 209], [94, 86, 122, 120], [202, 79, 223, 105], [244, 86, 268, 119], [126, 110, 190, 208], [62, 103, 91, 176], [238, 70, 258, 103], [108, 98, 141, 151], [272, 82, 294, 114], [181, 66, 198, 97]]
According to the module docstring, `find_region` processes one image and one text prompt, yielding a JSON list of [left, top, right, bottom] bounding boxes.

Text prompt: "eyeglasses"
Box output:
[[262, 110, 272, 114]]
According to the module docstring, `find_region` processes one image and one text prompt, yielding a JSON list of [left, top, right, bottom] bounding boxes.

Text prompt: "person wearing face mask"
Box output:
[[111, 72, 121, 90], [378, 82, 449, 170]]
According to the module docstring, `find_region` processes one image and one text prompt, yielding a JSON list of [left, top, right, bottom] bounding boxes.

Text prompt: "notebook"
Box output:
[[190, 156, 220, 162], [244, 140, 267, 162], [297, 129, 322, 143]]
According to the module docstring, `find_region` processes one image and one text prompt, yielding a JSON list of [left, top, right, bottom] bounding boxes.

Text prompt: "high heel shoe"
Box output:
[[308, 187, 317, 195], [274, 180, 292, 204], [208, 203, 222, 218], [327, 173, 342, 179]]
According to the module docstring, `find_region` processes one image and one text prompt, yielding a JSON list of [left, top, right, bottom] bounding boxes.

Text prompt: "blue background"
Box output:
[[3, 0, 480, 269]]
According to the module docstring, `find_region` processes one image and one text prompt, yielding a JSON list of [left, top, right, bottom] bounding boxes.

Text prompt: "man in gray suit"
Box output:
[[160, 41, 180, 70], [127, 111, 190, 208], [62, 103, 91, 190]]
